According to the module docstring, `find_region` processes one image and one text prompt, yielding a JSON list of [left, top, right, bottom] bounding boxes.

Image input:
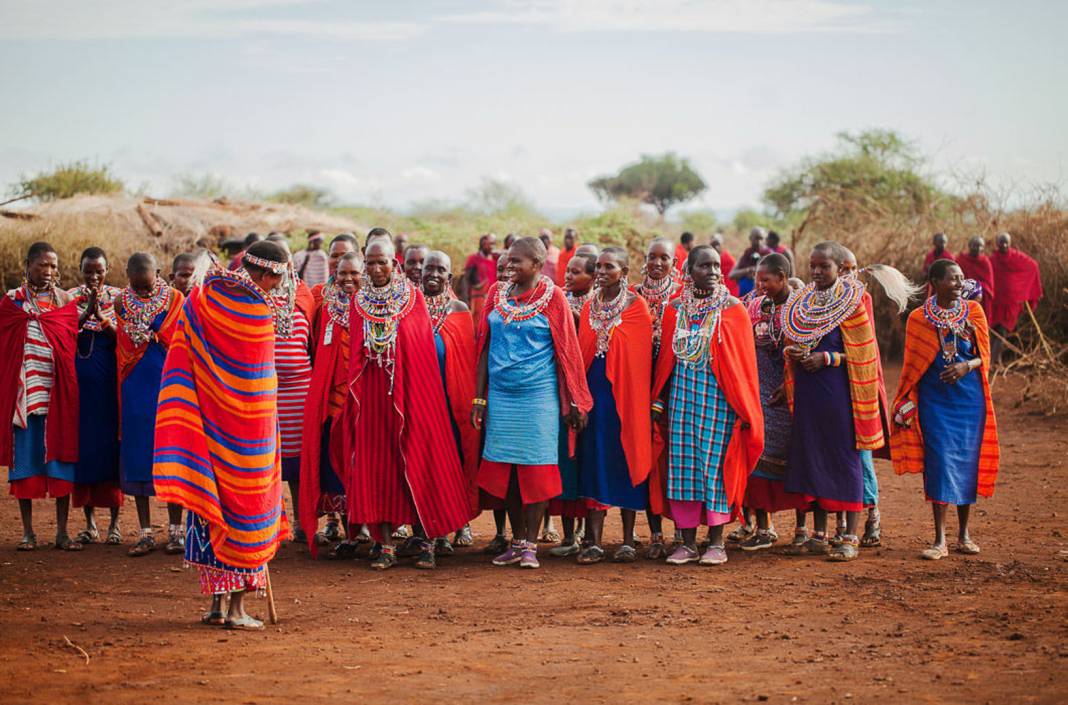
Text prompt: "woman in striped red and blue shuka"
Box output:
[[154, 241, 291, 630]]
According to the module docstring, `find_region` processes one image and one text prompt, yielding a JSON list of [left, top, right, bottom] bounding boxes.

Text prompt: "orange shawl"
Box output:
[[784, 298, 885, 451], [890, 301, 999, 496], [577, 295, 654, 487], [439, 310, 482, 517], [650, 302, 764, 518]]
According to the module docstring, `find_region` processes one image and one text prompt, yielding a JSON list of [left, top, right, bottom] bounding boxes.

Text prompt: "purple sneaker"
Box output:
[[665, 544, 700, 565], [519, 543, 540, 569], [492, 541, 524, 566], [699, 544, 728, 566]]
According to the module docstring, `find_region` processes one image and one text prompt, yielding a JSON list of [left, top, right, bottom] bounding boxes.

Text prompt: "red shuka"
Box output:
[[577, 296, 654, 487], [649, 302, 764, 518], [719, 249, 739, 296], [334, 285, 472, 540], [923, 248, 956, 273], [956, 251, 996, 320], [298, 300, 350, 556], [438, 310, 482, 517], [990, 248, 1043, 331], [0, 296, 80, 466]]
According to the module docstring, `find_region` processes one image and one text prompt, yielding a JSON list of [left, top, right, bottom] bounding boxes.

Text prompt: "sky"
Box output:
[[1, 0, 1066, 218]]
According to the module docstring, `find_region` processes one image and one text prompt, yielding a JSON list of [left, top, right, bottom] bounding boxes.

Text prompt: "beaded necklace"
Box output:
[[783, 277, 864, 352], [589, 284, 630, 357], [70, 284, 120, 332], [672, 282, 730, 368], [635, 271, 680, 354], [565, 289, 592, 316], [354, 273, 415, 388], [21, 281, 59, 314], [269, 272, 298, 339], [922, 295, 971, 362], [119, 277, 171, 346], [322, 280, 351, 330], [750, 293, 791, 350], [424, 289, 455, 334], [496, 275, 554, 324]]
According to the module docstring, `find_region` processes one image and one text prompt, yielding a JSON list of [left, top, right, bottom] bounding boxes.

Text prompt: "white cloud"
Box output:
[[400, 166, 441, 182], [442, 0, 895, 34], [0, 0, 426, 41]]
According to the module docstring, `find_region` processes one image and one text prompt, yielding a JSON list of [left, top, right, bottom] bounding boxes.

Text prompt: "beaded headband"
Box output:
[[243, 252, 289, 274]]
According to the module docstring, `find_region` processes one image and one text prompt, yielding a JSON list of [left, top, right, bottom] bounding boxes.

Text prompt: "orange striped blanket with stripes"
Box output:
[[784, 299, 885, 451], [153, 271, 290, 570]]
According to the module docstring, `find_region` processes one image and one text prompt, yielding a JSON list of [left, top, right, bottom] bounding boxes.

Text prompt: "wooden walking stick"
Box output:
[[264, 563, 279, 625]]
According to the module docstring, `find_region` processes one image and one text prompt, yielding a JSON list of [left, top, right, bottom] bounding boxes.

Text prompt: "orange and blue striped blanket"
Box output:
[[153, 272, 289, 570]]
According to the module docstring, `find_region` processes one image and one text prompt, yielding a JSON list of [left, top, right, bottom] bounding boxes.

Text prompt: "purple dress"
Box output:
[[783, 326, 863, 507]]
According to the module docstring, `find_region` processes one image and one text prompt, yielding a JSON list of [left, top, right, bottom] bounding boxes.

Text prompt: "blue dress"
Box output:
[[74, 329, 120, 486], [784, 327, 864, 505], [120, 309, 169, 494], [918, 333, 985, 505], [483, 310, 559, 465], [577, 357, 648, 510]]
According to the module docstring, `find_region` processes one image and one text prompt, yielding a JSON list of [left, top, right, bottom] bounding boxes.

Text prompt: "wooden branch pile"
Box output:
[[991, 301, 1068, 416]]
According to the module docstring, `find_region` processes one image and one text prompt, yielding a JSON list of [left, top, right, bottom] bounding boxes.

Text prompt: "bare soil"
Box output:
[[1, 366, 1066, 705]]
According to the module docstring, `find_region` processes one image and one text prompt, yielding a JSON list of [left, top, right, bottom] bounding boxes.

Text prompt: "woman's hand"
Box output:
[[799, 352, 826, 374], [939, 361, 974, 384], [471, 405, 485, 430], [567, 407, 587, 432], [783, 345, 806, 362], [768, 385, 787, 407]]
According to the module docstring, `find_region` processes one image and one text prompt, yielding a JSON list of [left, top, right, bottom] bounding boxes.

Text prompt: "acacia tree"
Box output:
[[588, 153, 707, 215]]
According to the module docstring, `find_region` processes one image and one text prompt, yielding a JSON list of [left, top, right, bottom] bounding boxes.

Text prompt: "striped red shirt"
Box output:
[[275, 307, 313, 458]]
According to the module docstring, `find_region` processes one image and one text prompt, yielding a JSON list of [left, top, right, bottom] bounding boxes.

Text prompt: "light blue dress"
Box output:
[[483, 310, 560, 465]]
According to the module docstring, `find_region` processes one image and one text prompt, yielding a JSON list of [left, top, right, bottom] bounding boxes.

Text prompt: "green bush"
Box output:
[[13, 161, 124, 202]]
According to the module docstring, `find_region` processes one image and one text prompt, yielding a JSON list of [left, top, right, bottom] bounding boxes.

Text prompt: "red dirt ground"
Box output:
[[1, 367, 1066, 704]]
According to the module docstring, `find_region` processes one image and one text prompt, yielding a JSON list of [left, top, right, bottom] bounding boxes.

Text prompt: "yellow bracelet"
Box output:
[[472, 398, 488, 407]]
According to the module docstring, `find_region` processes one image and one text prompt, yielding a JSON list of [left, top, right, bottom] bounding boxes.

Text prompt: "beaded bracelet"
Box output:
[[472, 398, 487, 407], [651, 400, 666, 414]]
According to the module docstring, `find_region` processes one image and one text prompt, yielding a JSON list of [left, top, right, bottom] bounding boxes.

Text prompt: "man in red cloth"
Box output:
[[923, 232, 955, 275], [463, 233, 498, 320], [674, 231, 695, 272], [956, 235, 996, 321], [990, 232, 1043, 363], [555, 227, 578, 285], [711, 233, 739, 296], [1, 242, 80, 551], [333, 236, 472, 570]]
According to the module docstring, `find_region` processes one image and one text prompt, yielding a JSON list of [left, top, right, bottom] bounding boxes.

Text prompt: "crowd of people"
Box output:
[[2, 223, 1042, 629]]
